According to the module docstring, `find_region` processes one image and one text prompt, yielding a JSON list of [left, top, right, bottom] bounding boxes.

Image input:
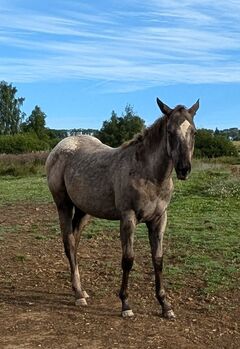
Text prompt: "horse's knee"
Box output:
[[121, 210, 137, 231], [122, 256, 134, 271], [125, 219, 135, 232]]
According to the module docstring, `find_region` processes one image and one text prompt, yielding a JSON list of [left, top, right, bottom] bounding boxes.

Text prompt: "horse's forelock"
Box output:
[[170, 105, 186, 115]]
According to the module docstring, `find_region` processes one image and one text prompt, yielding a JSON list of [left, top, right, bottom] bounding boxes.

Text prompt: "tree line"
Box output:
[[0, 81, 238, 157]]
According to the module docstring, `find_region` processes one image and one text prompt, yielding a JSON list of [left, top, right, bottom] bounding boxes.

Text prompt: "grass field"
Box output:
[[0, 160, 239, 296], [0, 158, 240, 348]]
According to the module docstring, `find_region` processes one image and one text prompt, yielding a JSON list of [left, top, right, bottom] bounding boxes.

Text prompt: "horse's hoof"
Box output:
[[163, 309, 176, 320], [122, 309, 134, 318], [75, 298, 88, 306], [82, 290, 90, 299]]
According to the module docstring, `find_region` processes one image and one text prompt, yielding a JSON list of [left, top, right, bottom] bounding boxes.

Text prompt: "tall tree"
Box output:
[[23, 105, 47, 138], [119, 104, 145, 142], [96, 105, 145, 147], [0, 81, 25, 135], [96, 111, 120, 147]]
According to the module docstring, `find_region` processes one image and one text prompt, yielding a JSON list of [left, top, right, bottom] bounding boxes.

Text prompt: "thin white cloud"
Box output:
[[0, 0, 240, 91]]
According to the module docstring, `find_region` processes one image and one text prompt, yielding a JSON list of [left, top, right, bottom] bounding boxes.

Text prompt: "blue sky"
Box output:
[[1, 0, 240, 130]]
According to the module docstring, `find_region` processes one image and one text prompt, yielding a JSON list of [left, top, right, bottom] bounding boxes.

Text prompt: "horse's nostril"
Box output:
[[181, 168, 189, 176], [176, 165, 191, 180]]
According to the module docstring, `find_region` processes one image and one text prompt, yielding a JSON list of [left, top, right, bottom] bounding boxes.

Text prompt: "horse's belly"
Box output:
[[66, 183, 120, 220], [79, 202, 121, 220]]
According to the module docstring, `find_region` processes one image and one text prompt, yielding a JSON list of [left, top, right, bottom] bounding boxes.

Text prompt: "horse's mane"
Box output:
[[122, 105, 186, 150], [121, 116, 166, 149]]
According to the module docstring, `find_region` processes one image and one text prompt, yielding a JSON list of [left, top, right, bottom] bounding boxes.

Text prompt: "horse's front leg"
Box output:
[[147, 211, 175, 319], [119, 210, 136, 318]]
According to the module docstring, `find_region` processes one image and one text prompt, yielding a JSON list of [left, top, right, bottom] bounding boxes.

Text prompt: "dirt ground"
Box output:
[[0, 203, 239, 349]]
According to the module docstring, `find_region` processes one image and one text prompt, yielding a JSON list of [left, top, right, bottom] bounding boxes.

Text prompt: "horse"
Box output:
[[46, 98, 199, 319]]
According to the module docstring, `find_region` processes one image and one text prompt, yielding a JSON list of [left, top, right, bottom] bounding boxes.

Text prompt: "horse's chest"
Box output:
[[132, 178, 173, 221]]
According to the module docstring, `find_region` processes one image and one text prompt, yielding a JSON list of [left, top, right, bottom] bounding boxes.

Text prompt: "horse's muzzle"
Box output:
[[176, 165, 191, 180]]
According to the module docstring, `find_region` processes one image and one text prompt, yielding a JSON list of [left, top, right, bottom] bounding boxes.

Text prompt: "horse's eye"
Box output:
[[191, 129, 197, 136]]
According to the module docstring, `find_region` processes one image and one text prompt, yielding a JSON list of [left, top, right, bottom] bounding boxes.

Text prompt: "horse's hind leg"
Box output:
[[72, 206, 90, 302], [56, 199, 89, 305]]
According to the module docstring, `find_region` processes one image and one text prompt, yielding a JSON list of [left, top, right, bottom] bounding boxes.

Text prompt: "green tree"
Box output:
[[96, 111, 120, 147], [195, 129, 238, 157], [47, 129, 68, 140], [96, 105, 145, 147], [219, 128, 240, 141], [0, 81, 25, 135], [22, 105, 47, 138]]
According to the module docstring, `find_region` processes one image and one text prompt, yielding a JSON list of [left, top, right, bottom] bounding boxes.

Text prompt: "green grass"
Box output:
[[84, 217, 146, 239], [0, 175, 51, 205], [165, 163, 240, 294], [0, 225, 21, 241], [0, 160, 239, 295]]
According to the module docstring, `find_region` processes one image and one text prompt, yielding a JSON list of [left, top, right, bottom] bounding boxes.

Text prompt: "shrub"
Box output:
[[195, 130, 238, 158], [0, 152, 49, 176], [0, 133, 50, 154]]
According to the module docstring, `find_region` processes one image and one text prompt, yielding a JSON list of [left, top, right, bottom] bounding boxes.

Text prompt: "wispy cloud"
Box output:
[[0, 0, 240, 91]]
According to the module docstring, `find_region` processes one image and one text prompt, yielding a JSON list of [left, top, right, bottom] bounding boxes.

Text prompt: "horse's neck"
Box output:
[[155, 143, 173, 182], [142, 127, 173, 182]]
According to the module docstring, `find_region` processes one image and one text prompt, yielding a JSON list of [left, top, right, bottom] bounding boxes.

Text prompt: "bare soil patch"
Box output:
[[0, 203, 239, 348]]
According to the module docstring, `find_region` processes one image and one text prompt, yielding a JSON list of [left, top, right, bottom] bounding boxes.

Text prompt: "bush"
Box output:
[[0, 152, 49, 176], [0, 133, 50, 154], [195, 130, 238, 158]]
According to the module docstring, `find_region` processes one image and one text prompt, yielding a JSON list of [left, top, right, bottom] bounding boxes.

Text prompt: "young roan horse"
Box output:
[[46, 98, 199, 319]]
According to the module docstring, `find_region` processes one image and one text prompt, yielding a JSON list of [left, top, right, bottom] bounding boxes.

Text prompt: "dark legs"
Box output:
[[119, 210, 174, 319], [147, 211, 175, 319], [57, 200, 90, 305], [119, 211, 136, 317], [55, 196, 173, 317]]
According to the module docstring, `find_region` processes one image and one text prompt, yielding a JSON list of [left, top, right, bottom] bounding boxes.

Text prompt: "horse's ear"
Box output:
[[156, 98, 172, 116], [188, 99, 199, 118]]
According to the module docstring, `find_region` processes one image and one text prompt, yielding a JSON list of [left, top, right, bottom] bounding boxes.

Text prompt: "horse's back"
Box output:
[[46, 135, 111, 173]]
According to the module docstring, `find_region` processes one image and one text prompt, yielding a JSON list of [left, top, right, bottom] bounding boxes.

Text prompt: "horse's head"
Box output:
[[157, 98, 199, 180]]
